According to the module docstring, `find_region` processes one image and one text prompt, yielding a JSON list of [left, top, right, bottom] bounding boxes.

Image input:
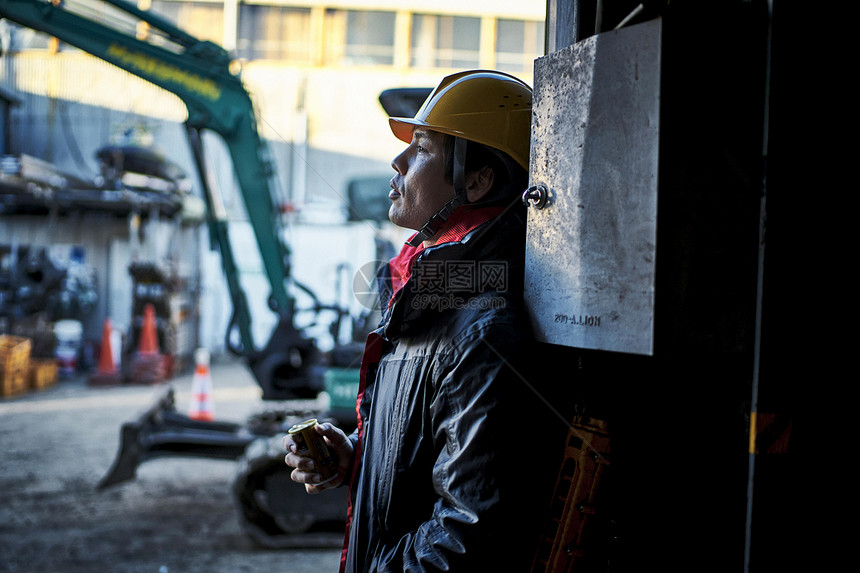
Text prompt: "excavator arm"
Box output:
[[0, 0, 320, 399]]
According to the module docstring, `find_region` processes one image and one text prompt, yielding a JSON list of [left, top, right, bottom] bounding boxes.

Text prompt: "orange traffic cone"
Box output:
[[129, 303, 166, 384], [138, 304, 159, 355], [188, 348, 214, 421], [89, 318, 123, 386]]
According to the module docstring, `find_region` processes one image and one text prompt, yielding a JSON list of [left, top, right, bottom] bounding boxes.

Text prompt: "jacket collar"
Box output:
[[377, 202, 527, 340], [387, 206, 504, 307]]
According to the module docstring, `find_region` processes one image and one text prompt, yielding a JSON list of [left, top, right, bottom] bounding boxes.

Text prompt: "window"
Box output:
[[150, 1, 223, 45], [496, 19, 545, 73], [411, 14, 480, 70], [238, 5, 312, 62], [324, 10, 396, 66], [1, 24, 54, 51]]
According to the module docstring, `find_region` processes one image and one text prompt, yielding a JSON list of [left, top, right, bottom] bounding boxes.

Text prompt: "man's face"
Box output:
[[388, 128, 453, 234]]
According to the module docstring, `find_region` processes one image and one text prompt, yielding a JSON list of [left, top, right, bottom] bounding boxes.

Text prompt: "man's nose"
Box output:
[[391, 148, 408, 174]]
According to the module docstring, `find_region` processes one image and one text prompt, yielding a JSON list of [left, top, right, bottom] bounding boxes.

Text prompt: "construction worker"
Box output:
[[284, 70, 563, 571]]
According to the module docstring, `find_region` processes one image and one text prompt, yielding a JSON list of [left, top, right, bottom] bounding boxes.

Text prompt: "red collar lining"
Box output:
[[388, 206, 503, 305]]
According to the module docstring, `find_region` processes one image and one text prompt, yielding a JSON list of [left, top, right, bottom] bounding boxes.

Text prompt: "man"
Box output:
[[284, 70, 563, 572]]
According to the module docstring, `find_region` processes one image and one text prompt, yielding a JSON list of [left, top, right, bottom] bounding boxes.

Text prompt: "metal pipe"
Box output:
[[614, 3, 644, 30]]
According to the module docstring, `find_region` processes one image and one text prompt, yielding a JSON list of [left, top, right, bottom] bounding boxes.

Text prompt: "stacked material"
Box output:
[[0, 335, 31, 397]]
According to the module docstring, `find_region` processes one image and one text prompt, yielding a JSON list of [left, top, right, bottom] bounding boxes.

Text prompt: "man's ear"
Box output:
[[465, 165, 495, 203]]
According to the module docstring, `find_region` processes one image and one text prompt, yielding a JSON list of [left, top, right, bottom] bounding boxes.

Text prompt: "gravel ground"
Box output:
[[0, 356, 343, 573]]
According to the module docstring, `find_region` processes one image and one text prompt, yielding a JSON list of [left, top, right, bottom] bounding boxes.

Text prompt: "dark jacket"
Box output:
[[341, 206, 561, 572]]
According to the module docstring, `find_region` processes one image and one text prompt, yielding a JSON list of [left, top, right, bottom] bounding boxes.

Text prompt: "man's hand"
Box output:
[[283, 422, 354, 494]]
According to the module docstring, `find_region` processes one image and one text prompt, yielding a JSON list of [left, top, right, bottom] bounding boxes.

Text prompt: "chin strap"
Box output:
[[405, 137, 469, 248]]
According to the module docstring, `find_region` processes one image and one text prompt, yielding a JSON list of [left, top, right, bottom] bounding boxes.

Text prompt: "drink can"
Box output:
[[288, 418, 336, 482]]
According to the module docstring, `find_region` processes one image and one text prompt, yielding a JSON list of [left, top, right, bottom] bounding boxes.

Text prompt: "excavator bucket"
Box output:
[[97, 383, 356, 544], [97, 363, 360, 490], [97, 387, 259, 489]]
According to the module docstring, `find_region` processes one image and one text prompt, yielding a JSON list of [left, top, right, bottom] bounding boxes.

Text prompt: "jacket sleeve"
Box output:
[[373, 323, 546, 572]]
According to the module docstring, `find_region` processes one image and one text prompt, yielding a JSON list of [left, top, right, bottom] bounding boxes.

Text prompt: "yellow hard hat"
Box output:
[[389, 70, 533, 170]]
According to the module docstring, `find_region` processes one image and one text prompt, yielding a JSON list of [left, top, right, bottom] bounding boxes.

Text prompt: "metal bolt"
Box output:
[[522, 185, 549, 209]]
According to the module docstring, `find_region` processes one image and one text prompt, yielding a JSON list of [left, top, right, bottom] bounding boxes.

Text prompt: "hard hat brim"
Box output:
[[389, 117, 466, 145]]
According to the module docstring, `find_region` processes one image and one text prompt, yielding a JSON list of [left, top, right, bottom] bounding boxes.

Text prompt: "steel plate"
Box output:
[[525, 18, 662, 356]]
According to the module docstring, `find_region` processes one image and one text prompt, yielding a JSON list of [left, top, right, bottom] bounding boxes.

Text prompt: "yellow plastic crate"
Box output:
[[0, 335, 32, 397], [30, 358, 58, 391]]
